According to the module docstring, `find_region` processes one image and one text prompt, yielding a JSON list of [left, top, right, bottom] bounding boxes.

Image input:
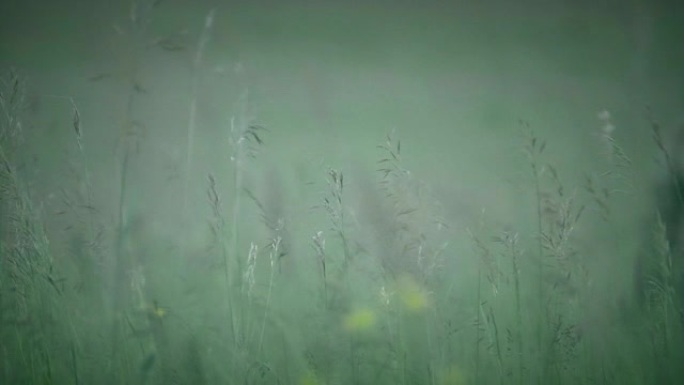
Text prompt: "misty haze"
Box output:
[[1, 0, 683, 384]]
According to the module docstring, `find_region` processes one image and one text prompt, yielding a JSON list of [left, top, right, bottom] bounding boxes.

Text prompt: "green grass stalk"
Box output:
[[523, 128, 547, 384], [181, 9, 215, 252], [258, 236, 280, 356]]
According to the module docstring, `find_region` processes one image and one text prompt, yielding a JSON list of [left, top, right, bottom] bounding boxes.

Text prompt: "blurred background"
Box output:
[[1, 0, 682, 227]]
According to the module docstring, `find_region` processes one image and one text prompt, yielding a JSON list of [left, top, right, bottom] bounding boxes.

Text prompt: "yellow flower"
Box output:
[[299, 370, 323, 385], [396, 274, 430, 312], [144, 300, 167, 321], [440, 365, 467, 385], [152, 305, 166, 319], [343, 307, 376, 332]]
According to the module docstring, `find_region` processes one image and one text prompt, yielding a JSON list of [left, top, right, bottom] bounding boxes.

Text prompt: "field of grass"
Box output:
[[1, 1, 683, 385]]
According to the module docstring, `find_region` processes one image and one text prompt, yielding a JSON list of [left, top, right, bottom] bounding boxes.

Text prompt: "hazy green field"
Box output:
[[1, 1, 683, 384]]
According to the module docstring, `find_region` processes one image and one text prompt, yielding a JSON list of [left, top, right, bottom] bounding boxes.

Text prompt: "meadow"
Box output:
[[1, 1, 683, 384]]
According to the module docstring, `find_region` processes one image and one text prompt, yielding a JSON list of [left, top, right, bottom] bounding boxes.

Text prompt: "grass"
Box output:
[[2, 7, 684, 385]]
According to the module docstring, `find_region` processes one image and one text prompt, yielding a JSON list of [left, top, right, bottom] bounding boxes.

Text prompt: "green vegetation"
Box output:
[[1, 2, 683, 385]]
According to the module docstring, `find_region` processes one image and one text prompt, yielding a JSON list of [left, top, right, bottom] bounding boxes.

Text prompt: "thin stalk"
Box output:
[[524, 129, 546, 384], [71, 343, 79, 385], [511, 239, 524, 385], [181, 9, 215, 251], [226, 115, 244, 345], [475, 259, 482, 383], [109, 2, 159, 381], [258, 237, 280, 356]]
